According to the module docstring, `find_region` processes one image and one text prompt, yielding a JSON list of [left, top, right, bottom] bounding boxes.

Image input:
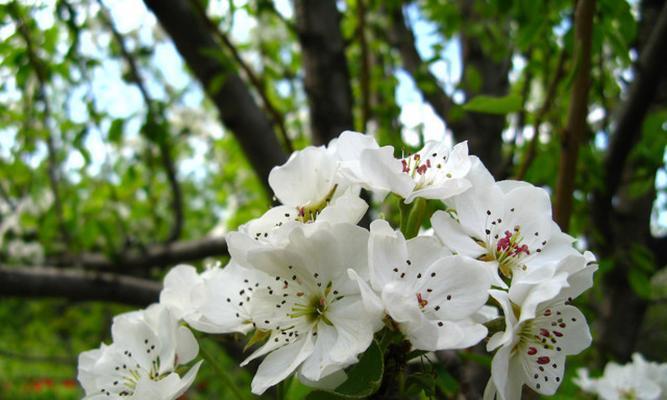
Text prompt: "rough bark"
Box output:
[[143, 0, 287, 191], [294, 0, 355, 145]]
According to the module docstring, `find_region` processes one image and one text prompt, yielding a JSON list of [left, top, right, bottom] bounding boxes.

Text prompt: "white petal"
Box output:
[[533, 304, 592, 356], [347, 268, 385, 317], [431, 210, 486, 258], [175, 326, 198, 365], [251, 335, 315, 395], [317, 186, 368, 224], [359, 146, 415, 198], [269, 146, 339, 206], [519, 352, 566, 395], [159, 264, 201, 320], [417, 256, 491, 321], [326, 296, 378, 364], [368, 219, 409, 290]]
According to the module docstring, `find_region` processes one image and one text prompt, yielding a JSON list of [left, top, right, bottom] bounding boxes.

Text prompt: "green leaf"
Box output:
[[628, 268, 652, 300], [306, 340, 384, 399], [462, 94, 522, 114], [108, 118, 125, 144]]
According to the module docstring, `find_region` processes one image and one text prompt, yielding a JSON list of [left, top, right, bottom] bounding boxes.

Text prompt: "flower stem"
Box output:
[[199, 340, 251, 400], [404, 198, 427, 239]]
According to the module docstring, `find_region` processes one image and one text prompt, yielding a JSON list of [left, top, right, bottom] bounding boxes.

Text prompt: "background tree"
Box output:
[[0, 0, 665, 398]]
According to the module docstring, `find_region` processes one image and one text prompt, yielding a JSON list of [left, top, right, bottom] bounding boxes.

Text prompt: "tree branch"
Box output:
[[50, 236, 228, 271], [97, 0, 184, 242], [591, 1, 667, 250], [387, 4, 455, 122], [602, 2, 667, 202], [10, 2, 71, 247], [188, 0, 293, 153], [294, 0, 354, 145], [553, 0, 595, 231], [515, 47, 568, 180], [0, 266, 161, 306], [143, 0, 287, 192], [356, 0, 372, 132]]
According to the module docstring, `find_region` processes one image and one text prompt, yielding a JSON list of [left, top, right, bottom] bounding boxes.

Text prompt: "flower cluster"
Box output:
[[575, 353, 667, 399], [78, 131, 597, 399]]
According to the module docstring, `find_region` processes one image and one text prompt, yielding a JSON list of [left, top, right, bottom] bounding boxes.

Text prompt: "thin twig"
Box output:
[[515, 47, 568, 180], [189, 0, 293, 152], [9, 2, 71, 247], [554, 0, 596, 231], [97, 0, 184, 242], [357, 0, 372, 132]]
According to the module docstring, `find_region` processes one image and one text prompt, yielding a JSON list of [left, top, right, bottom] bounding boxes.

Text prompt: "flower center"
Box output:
[[480, 227, 530, 278], [401, 152, 452, 190], [297, 184, 338, 223], [288, 280, 343, 326], [100, 343, 164, 398]]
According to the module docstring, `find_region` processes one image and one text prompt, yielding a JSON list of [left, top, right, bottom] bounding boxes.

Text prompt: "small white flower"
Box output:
[[483, 254, 597, 400], [354, 139, 473, 203], [77, 304, 201, 400], [574, 353, 667, 400], [432, 159, 578, 287], [349, 219, 492, 351], [268, 145, 367, 226], [236, 222, 382, 394], [160, 263, 271, 334], [575, 362, 662, 400]]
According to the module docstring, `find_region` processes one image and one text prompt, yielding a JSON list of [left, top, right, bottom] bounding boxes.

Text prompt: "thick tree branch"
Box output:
[[294, 0, 354, 145], [188, 0, 293, 153], [554, 0, 595, 231], [591, 1, 667, 252], [0, 266, 161, 306], [97, 0, 184, 242], [143, 0, 287, 192], [597, 2, 667, 220], [50, 236, 228, 271]]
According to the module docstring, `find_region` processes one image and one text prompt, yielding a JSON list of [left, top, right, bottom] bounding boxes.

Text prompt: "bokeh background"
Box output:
[[0, 0, 666, 398]]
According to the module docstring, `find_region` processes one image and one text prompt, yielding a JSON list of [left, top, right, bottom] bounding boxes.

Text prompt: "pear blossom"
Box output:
[[268, 145, 367, 225], [160, 262, 271, 334], [574, 353, 667, 400], [349, 219, 492, 351], [352, 139, 473, 203], [432, 159, 578, 287], [236, 222, 382, 394], [483, 253, 597, 400], [78, 304, 201, 400]]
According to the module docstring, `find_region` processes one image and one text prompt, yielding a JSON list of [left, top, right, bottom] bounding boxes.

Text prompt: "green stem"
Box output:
[[404, 198, 427, 239], [199, 340, 251, 400], [398, 198, 411, 234]]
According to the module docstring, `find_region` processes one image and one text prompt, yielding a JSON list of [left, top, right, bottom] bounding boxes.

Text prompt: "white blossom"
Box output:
[[483, 253, 597, 400], [235, 222, 383, 394], [352, 138, 473, 203], [160, 263, 271, 334], [432, 159, 578, 287], [77, 304, 201, 400], [574, 353, 667, 400], [349, 219, 492, 351]]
